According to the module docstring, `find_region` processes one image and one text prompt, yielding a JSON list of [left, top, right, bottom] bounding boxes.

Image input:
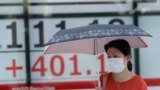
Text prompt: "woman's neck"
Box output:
[[112, 68, 135, 82]]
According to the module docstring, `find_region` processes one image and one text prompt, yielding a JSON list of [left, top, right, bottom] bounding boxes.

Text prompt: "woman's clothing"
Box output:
[[100, 73, 147, 90]]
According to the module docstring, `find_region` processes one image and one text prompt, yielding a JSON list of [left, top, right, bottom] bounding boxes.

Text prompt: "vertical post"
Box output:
[[23, 0, 31, 86], [132, 1, 140, 75]]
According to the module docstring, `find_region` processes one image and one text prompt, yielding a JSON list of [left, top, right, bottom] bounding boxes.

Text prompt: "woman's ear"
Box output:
[[126, 55, 131, 61], [125, 55, 131, 61]]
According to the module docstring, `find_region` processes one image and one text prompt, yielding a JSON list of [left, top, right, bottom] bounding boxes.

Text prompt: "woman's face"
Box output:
[[107, 47, 129, 66]]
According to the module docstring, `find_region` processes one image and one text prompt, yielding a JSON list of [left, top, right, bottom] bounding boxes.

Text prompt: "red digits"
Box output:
[[50, 55, 65, 76], [32, 56, 47, 77], [98, 54, 106, 73], [70, 55, 82, 76], [32, 54, 83, 77]]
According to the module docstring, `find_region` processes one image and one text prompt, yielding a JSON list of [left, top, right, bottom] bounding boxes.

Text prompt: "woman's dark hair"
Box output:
[[104, 39, 132, 71]]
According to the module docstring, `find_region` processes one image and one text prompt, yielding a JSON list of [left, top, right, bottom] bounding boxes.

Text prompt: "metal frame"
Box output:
[[0, 0, 160, 86], [23, 0, 31, 86]]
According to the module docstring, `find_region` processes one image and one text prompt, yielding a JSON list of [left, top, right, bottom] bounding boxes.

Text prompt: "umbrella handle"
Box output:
[[97, 72, 101, 87]]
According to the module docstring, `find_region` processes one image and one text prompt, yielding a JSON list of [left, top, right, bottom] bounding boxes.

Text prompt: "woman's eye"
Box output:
[[113, 55, 120, 58], [107, 55, 121, 58], [113, 56, 118, 58]]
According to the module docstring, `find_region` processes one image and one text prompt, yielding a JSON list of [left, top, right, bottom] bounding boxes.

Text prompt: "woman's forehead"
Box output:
[[107, 47, 122, 55]]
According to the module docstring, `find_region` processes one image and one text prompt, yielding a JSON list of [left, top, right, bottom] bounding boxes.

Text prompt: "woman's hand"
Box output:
[[94, 87, 103, 90]]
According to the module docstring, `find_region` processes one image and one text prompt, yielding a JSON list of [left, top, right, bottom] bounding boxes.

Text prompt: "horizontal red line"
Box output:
[[144, 78, 160, 86], [0, 78, 159, 90], [0, 83, 26, 90], [0, 81, 96, 89], [32, 81, 97, 89]]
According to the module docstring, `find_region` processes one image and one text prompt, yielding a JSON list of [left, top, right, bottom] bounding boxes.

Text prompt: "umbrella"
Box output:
[[43, 24, 152, 55]]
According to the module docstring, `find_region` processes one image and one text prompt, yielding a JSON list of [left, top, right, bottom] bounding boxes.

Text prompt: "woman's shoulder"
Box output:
[[132, 75, 147, 86], [134, 75, 146, 82], [134, 75, 147, 89], [122, 74, 147, 90]]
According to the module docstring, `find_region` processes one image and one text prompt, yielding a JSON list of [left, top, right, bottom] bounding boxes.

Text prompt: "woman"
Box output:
[[95, 39, 147, 90]]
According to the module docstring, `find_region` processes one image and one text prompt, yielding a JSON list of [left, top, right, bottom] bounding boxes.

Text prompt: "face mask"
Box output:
[[106, 58, 125, 73]]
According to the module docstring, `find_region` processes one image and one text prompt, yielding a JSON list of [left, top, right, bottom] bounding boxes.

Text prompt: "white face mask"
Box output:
[[106, 58, 125, 73]]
